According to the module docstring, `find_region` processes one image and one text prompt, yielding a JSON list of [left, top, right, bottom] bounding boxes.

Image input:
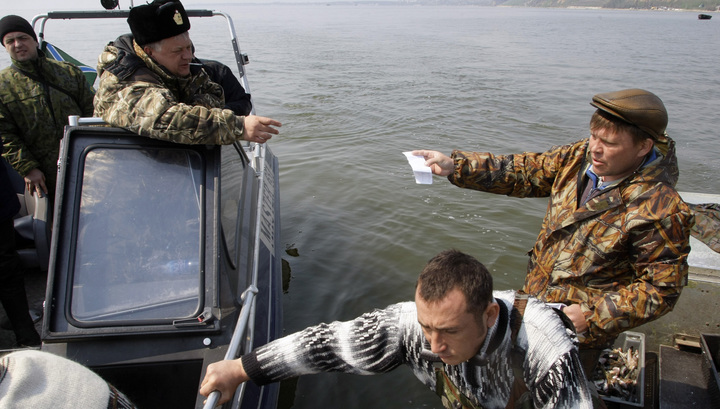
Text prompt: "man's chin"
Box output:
[[440, 356, 461, 366], [173, 68, 191, 77]]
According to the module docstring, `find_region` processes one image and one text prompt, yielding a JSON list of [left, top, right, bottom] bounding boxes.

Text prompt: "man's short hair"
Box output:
[[416, 249, 493, 318], [590, 109, 654, 146]]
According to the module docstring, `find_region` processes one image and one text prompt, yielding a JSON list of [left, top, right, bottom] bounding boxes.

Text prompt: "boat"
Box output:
[[2, 2, 283, 409], [2, 3, 718, 409], [698, 13, 712, 20]]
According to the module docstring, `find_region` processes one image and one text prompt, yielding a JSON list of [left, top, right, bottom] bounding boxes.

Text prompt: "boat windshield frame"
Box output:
[[44, 127, 223, 336]]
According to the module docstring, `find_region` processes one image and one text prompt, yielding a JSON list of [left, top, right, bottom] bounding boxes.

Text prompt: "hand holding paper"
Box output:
[[403, 152, 432, 184]]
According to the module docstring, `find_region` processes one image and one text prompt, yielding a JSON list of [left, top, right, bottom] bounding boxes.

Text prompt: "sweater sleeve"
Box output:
[[521, 299, 594, 409], [241, 304, 408, 385]]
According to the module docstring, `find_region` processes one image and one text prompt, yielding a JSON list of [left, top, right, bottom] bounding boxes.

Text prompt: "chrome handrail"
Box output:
[[203, 285, 258, 409]]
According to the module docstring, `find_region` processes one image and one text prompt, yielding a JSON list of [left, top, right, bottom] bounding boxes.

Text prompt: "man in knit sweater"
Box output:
[[201, 250, 594, 409]]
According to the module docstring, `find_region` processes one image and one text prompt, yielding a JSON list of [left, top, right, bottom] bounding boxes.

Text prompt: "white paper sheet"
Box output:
[[403, 152, 432, 184]]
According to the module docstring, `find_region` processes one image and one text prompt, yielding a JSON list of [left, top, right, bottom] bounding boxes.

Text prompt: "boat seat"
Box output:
[[2, 157, 52, 271]]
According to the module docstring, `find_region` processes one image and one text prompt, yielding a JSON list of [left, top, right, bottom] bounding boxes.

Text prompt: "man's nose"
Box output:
[[429, 333, 446, 353]]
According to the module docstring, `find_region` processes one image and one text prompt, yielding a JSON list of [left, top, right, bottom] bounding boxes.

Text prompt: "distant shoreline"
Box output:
[[213, 2, 719, 12]]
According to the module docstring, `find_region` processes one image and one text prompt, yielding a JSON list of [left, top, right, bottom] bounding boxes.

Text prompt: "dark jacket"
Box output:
[[198, 59, 252, 116], [94, 34, 246, 145]]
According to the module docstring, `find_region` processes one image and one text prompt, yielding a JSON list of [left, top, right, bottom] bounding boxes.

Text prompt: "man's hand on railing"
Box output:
[[200, 358, 250, 406]]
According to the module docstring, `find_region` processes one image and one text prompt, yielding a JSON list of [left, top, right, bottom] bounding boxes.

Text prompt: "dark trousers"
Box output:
[[0, 218, 40, 346]]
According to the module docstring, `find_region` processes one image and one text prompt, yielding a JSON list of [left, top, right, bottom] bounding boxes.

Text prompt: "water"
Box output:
[[4, 4, 720, 408]]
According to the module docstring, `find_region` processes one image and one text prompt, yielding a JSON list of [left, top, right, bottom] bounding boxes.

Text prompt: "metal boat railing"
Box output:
[[203, 285, 258, 409], [31, 9, 254, 117]]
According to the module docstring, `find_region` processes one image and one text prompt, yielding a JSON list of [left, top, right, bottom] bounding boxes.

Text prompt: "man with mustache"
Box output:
[[412, 89, 693, 372]]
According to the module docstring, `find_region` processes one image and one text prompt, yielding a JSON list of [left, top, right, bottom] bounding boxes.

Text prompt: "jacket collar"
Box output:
[[11, 48, 46, 73]]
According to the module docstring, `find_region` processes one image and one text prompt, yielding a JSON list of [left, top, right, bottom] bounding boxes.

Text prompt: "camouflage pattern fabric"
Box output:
[[0, 52, 95, 196], [435, 364, 487, 409], [94, 35, 246, 145], [449, 136, 693, 348], [688, 203, 720, 253]]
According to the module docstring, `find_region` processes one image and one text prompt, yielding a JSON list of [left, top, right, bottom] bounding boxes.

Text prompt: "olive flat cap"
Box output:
[[590, 89, 667, 140]]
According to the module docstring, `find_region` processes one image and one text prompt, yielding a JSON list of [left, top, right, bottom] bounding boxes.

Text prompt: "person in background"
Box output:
[[94, 0, 280, 145], [0, 137, 41, 347], [0, 14, 95, 200], [198, 58, 252, 116], [201, 249, 596, 409], [412, 89, 693, 372]]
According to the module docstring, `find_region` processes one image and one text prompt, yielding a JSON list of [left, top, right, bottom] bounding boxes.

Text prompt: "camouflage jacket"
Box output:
[[0, 52, 95, 193], [94, 35, 245, 145], [449, 136, 693, 348]]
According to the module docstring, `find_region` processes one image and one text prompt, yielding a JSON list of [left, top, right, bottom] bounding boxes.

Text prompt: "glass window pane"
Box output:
[[71, 147, 203, 323]]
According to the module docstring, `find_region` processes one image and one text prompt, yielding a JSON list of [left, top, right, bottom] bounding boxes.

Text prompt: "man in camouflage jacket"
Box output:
[[412, 89, 693, 354], [94, 0, 280, 145], [0, 15, 95, 199]]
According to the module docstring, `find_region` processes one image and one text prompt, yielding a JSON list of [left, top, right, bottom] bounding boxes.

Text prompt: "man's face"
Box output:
[[145, 33, 193, 77], [588, 127, 653, 182], [415, 286, 497, 366], [3, 32, 38, 62]]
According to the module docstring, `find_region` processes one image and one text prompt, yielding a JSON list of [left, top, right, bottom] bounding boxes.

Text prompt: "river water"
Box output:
[[4, 4, 720, 408]]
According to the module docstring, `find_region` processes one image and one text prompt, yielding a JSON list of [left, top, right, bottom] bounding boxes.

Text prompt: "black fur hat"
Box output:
[[127, 0, 190, 46]]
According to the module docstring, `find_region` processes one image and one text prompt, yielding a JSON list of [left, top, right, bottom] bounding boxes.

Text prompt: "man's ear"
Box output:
[[637, 138, 654, 158], [143, 46, 153, 57], [485, 302, 500, 328]]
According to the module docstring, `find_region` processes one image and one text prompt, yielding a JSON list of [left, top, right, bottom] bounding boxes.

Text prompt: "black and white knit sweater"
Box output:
[[242, 290, 593, 409]]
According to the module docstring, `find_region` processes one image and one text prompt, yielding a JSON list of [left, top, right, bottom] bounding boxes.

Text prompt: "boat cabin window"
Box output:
[[70, 147, 204, 324]]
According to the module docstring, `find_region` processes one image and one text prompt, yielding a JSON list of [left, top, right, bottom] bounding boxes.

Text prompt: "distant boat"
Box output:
[[698, 14, 712, 20]]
